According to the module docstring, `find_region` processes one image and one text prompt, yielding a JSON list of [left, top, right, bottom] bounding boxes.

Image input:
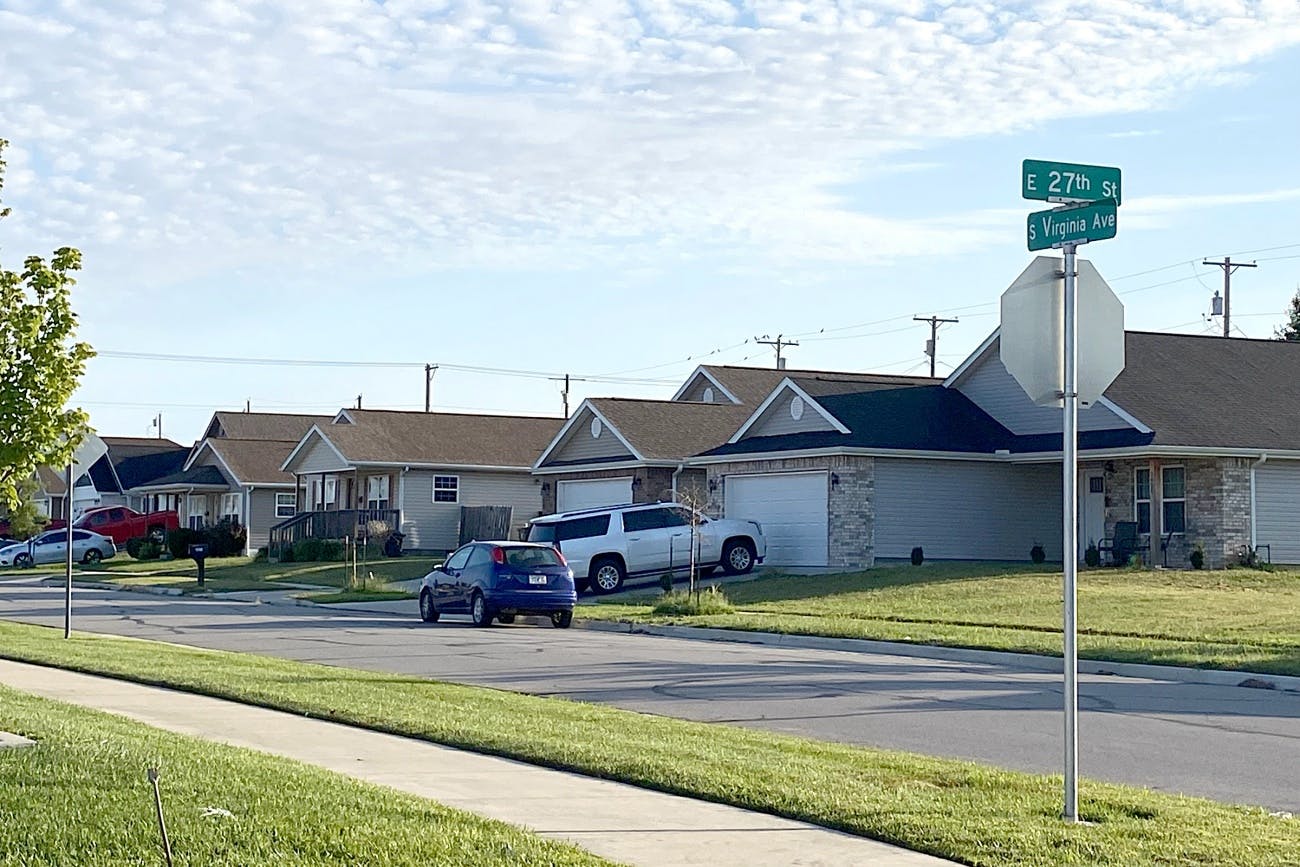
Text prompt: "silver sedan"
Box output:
[[0, 529, 117, 567]]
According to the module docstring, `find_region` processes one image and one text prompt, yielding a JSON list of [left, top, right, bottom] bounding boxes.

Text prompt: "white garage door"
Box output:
[[557, 477, 633, 513], [1254, 462, 1300, 564], [725, 471, 828, 567]]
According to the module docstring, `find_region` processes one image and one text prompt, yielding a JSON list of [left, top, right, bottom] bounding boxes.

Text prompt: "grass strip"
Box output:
[[0, 685, 609, 866], [301, 589, 417, 604], [586, 564, 1300, 676], [0, 621, 1295, 866]]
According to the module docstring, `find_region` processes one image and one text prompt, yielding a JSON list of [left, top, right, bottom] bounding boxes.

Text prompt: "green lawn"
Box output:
[[302, 589, 418, 604], [65, 556, 436, 594], [585, 563, 1300, 676], [0, 686, 608, 866], [1, 621, 1296, 866]]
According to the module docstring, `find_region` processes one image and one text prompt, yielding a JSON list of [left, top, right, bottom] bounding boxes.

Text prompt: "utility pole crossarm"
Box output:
[[755, 334, 799, 369], [1203, 257, 1258, 338], [914, 315, 959, 378]]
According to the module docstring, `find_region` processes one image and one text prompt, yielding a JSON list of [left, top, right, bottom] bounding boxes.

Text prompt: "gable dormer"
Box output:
[[534, 404, 639, 468], [672, 367, 741, 404], [728, 380, 849, 443]]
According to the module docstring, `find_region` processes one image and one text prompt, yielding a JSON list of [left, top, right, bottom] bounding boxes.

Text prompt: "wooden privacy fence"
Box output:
[[459, 506, 514, 546]]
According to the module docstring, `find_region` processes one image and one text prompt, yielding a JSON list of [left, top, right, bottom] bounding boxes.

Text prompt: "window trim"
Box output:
[[1161, 465, 1186, 536], [1134, 467, 1151, 535], [275, 492, 296, 519], [366, 474, 390, 510], [432, 475, 460, 504]]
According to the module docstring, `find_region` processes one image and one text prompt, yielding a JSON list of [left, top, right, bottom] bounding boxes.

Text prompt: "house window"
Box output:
[[309, 479, 322, 510], [220, 493, 242, 525], [187, 495, 206, 530], [275, 493, 296, 519], [324, 477, 337, 507], [1134, 468, 1151, 535], [433, 475, 459, 504], [366, 475, 390, 510], [1162, 466, 1186, 534]]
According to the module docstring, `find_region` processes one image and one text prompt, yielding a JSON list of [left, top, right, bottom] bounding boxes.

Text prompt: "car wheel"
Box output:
[[469, 592, 493, 627], [722, 540, 755, 575], [589, 557, 625, 595], [82, 549, 103, 565], [14, 552, 33, 569], [418, 590, 440, 623], [551, 610, 573, 629], [496, 613, 516, 624]]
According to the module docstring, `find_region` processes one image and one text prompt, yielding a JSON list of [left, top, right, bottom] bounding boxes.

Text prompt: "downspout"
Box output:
[[398, 466, 409, 543], [244, 485, 254, 557], [1250, 453, 1268, 549], [670, 463, 685, 502]]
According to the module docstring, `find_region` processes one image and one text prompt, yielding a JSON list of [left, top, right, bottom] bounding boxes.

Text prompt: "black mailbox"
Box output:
[[188, 543, 209, 586]]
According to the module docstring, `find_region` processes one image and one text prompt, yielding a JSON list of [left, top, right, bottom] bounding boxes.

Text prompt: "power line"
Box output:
[[913, 315, 959, 378], [754, 334, 799, 369], [1202, 257, 1258, 337]]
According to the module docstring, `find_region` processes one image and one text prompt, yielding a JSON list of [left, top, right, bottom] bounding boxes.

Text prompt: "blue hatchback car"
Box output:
[[419, 541, 577, 628]]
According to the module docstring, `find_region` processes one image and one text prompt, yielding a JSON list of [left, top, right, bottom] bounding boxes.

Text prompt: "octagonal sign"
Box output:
[[1000, 256, 1125, 408]]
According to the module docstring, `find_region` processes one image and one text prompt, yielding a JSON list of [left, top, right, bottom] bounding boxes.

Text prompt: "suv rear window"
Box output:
[[528, 514, 611, 543]]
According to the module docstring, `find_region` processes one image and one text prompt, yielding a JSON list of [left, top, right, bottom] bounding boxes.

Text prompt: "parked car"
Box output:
[[418, 541, 576, 628], [72, 506, 179, 545], [524, 503, 766, 595], [0, 528, 117, 567]]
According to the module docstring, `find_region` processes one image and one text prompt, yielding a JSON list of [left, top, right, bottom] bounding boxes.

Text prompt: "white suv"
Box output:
[[525, 503, 766, 595]]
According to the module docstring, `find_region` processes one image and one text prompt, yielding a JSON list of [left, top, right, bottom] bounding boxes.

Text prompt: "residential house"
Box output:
[[132, 412, 331, 553], [697, 330, 1300, 571], [86, 437, 190, 511], [534, 366, 939, 514], [280, 409, 564, 553]]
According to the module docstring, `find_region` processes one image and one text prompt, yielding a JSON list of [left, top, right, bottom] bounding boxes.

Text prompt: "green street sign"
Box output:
[[1023, 159, 1121, 205], [1027, 201, 1117, 251]]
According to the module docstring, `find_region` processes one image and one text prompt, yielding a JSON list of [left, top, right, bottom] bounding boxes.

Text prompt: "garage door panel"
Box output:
[[1255, 463, 1300, 564], [725, 472, 827, 567], [557, 478, 632, 513]]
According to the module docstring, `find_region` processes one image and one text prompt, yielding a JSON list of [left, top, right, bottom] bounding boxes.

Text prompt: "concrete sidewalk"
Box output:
[[0, 659, 954, 867]]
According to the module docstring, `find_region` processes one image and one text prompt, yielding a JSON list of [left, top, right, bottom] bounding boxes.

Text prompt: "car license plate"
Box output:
[[528, 574, 548, 585]]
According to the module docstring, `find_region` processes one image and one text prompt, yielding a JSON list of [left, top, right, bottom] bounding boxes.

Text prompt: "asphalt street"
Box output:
[[2, 577, 1297, 812]]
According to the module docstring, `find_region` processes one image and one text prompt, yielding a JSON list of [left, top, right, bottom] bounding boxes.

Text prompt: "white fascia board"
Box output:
[[727, 379, 849, 444], [180, 440, 209, 473], [1094, 397, 1153, 434], [532, 460, 680, 475], [350, 461, 534, 472], [692, 446, 1012, 465], [670, 366, 742, 404], [533, 400, 593, 469], [332, 409, 355, 424], [280, 426, 351, 473], [1010, 445, 1300, 463], [943, 327, 1000, 389]]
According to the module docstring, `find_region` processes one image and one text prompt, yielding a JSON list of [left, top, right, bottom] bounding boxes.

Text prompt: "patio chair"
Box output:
[[1098, 521, 1138, 566]]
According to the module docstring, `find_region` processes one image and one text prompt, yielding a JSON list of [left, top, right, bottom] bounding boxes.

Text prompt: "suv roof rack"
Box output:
[[534, 501, 680, 522]]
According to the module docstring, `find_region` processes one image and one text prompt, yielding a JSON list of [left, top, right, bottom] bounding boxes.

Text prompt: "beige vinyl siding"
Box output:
[[546, 408, 635, 464], [246, 488, 285, 552], [291, 433, 350, 474], [742, 390, 837, 439], [400, 469, 543, 552], [1254, 461, 1300, 564], [873, 458, 1062, 560], [955, 353, 1134, 435], [677, 375, 735, 404], [190, 451, 238, 487]]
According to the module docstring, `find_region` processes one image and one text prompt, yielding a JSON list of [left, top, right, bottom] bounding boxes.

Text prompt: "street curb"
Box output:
[[576, 620, 1300, 693], [38, 578, 202, 598]]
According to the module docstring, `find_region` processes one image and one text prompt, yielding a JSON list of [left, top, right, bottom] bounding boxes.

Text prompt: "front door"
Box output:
[[1080, 472, 1106, 559]]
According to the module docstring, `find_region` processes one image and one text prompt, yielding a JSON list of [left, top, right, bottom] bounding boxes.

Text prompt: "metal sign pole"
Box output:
[[1062, 243, 1080, 821], [64, 463, 74, 639]]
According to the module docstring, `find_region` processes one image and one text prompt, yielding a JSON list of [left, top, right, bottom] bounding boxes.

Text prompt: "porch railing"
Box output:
[[267, 508, 401, 560]]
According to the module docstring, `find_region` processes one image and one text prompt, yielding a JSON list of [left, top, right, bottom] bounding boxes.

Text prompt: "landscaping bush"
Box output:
[[136, 541, 161, 561], [165, 528, 202, 559], [1190, 542, 1205, 570], [910, 546, 924, 566], [253, 547, 268, 563], [1030, 543, 1046, 565], [205, 519, 247, 558], [1084, 543, 1102, 568], [318, 539, 345, 562], [651, 587, 733, 617], [659, 572, 675, 593], [292, 538, 324, 562], [124, 537, 147, 559]]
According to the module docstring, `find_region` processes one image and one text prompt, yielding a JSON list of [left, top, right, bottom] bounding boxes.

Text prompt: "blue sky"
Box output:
[[3, 0, 1299, 444]]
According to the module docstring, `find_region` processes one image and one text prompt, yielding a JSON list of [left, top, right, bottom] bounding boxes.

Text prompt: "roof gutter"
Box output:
[[1251, 452, 1269, 549]]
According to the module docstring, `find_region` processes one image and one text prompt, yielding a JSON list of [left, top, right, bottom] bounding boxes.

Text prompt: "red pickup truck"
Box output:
[[73, 507, 180, 545]]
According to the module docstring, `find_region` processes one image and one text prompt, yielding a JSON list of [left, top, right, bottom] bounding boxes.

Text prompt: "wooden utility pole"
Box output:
[[355, 394, 362, 409], [913, 315, 959, 377], [424, 364, 438, 412], [1203, 257, 1258, 337], [755, 334, 799, 369], [548, 374, 586, 417], [150, 413, 163, 439]]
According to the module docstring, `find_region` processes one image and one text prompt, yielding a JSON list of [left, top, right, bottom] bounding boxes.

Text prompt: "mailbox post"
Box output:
[[188, 543, 209, 588]]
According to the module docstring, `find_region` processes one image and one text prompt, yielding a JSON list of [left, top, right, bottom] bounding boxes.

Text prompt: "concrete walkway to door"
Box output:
[[0, 659, 956, 867]]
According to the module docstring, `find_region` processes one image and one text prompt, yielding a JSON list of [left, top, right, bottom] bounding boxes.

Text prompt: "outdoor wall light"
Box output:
[[831, 473, 840, 488], [708, 478, 718, 493], [540, 482, 551, 494], [632, 476, 642, 490]]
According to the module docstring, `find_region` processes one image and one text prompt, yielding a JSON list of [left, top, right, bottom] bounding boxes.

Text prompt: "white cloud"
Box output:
[[1, 0, 1298, 278]]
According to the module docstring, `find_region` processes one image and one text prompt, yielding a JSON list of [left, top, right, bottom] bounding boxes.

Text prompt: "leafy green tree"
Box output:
[[0, 138, 95, 511], [1275, 286, 1300, 341], [4, 476, 50, 539]]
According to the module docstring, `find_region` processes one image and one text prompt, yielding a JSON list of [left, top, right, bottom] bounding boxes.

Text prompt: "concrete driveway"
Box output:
[[2, 577, 1297, 812]]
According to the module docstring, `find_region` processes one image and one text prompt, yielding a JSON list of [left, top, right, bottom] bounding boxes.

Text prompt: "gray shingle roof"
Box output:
[[587, 398, 752, 460], [1105, 331, 1300, 450], [206, 439, 298, 485], [318, 410, 564, 467], [700, 365, 940, 406], [209, 412, 332, 442]]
